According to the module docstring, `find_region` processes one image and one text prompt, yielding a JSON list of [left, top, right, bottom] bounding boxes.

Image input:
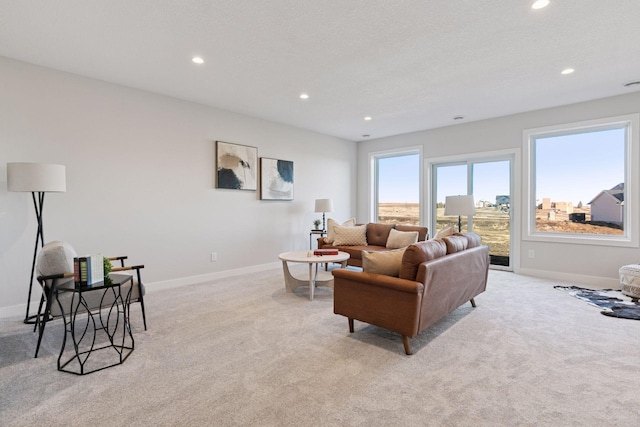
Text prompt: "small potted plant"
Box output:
[[313, 219, 322, 230]]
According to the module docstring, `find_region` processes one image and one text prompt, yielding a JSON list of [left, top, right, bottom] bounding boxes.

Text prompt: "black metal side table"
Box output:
[[309, 229, 326, 249], [55, 273, 134, 375]]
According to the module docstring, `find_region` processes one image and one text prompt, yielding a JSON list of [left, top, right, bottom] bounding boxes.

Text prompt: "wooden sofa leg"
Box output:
[[402, 335, 412, 355], [348, 318, 354, 333], [470, 298, 477, 308]]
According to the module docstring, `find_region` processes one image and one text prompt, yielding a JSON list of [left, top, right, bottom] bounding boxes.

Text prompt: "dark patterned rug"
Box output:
[[554, 286, 640, 320]]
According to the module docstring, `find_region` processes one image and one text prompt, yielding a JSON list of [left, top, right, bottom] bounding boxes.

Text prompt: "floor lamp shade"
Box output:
[[314, 198, 333, 214], [314, 198, 333, 231], [7, 163, 66, 192], [444, 195, 475, 232]]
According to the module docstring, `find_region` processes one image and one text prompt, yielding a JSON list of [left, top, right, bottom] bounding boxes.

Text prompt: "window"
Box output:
[[431, 155, 514, 268], [371, 149, 421, 226], [524, 114, 639, 246]]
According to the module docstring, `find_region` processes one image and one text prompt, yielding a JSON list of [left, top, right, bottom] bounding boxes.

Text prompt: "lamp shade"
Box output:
[[314, 198, 333, 213], [444, 195, 475, 216], [7, 163, 66, 192]]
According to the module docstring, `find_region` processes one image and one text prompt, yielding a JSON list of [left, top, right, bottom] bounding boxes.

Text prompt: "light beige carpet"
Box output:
[[1, 268, 639, 426]]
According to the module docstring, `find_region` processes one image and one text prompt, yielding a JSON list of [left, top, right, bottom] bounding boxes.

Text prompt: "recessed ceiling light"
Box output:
[[299, 93, 309, 100], [624, 80, 640, 88], [453, 116, 464, 120], [531, 0, 550, 10], [561, 68, 575, 75], [364, 116, 372, 121], [192, 56, 204, 64], [362, 134, 370, 138]]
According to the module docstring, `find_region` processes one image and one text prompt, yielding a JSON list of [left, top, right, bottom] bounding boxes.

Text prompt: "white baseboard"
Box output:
[[0, 261, 282, 320], [144, 261, 282, 293], [516, 267, 619, 289], [0, 303, 26, 320]]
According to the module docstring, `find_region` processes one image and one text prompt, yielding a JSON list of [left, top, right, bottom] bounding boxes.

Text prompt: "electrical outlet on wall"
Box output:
[[528, 250, 535, 259], [211, 252, 217, 262]]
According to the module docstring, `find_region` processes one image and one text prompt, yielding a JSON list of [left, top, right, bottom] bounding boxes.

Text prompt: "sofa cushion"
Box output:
[[386, 228, 419, 249], [441, 235, 469, 254], [326, 218, 355, 243], [399, 240, 447, 281], [366, 223, 394, 246], [395, 225, 429, 241], [333, 225, 368, 246], [362, 248, 406, 277], [463, 232, 482, 248]]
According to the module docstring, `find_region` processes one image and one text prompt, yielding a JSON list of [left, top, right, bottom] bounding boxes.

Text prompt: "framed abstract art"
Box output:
[[260, 157, 293, 200], [216, 141, 258, 190]]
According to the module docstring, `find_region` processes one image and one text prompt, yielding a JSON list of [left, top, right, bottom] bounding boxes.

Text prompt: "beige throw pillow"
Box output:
[[362, 249, 406, 277], [386, 228, 419, 249], [433, 225, 456, 239], [333, 225, 367, 246], [326, 218, 356, 244]]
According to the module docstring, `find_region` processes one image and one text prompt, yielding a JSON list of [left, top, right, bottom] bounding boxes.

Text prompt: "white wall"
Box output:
[[357, 91, 640, 286], [0, 57, 357, 314]]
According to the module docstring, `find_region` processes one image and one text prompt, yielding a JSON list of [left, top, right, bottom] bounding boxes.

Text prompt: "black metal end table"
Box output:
[[55, 273, 135, 375]]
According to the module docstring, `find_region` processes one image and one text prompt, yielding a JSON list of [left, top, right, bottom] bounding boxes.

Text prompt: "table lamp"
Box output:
[[314, 198, 333, 232], [7, 162, 66, 324], [444, 195, 475, 232]]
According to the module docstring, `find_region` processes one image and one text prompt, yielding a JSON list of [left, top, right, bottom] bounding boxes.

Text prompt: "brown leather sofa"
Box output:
[[317, 223, 428, 268], [332, 232, 490, 355]]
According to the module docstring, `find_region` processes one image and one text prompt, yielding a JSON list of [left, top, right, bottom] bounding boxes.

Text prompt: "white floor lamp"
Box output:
[[444, 195, 475, 232], [7, 162, 66, 324]]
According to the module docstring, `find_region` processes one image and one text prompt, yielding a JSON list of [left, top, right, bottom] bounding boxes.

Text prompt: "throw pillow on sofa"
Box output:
[[386, 228, 419, 249], [333, 225, 367, 246], [326, 218, 356, 244], [362, 248, 406, 277], [433, 225, 456, 239]]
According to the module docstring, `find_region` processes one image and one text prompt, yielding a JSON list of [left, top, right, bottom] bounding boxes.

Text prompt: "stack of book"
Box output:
[[73, 254, 105, 287], [314, 249, 339, 256]]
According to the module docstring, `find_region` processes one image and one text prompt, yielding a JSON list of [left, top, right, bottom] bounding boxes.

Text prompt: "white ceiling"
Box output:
[[1, 1, 640, 142]]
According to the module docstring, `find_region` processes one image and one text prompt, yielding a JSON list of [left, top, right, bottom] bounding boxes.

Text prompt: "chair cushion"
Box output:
[[386, 228, 419, 249]]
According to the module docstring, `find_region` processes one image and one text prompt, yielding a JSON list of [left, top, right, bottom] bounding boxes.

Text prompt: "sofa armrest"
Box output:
[[332, 269, 424, 337], [332, 269, 423, 294]]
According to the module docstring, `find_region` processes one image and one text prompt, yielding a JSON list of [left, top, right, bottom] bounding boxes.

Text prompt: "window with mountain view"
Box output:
[[524, 115, 638, 245]]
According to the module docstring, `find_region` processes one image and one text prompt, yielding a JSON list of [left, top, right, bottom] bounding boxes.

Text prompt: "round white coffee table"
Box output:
[[278, 250, 350, 300]]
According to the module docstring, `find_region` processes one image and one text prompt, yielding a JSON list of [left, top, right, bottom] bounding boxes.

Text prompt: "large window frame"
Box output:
[[523, 114, 639, 247], [427, 149, 518, 271], [369, 146, 423, 225]]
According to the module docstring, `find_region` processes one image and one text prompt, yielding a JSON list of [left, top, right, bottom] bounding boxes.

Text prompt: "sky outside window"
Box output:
[[535, 127, 625, 205], [377, 154, 419, 203]]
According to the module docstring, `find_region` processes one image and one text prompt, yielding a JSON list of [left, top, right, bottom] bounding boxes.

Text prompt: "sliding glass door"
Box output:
[[432, 157, 512, 268]]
